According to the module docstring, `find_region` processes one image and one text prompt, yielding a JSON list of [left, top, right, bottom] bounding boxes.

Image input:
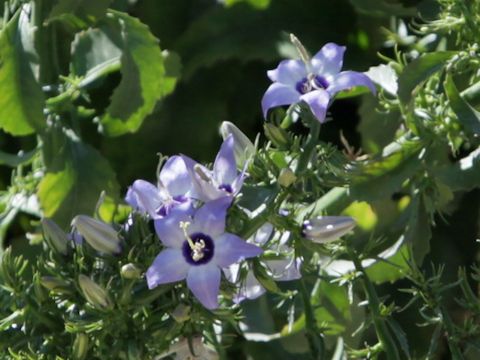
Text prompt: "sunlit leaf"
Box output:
[[37, 128, 120, 227], [0, 9, 45, 136], [47, 0, 111, 28]]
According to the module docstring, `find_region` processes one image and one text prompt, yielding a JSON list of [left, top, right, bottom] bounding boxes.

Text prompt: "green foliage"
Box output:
[[47, 0, 111, 28], [0, 10, 45, 136]]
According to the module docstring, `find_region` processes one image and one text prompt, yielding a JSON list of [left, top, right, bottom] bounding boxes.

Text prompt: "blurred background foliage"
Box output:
[[1, 0, 479, 358]]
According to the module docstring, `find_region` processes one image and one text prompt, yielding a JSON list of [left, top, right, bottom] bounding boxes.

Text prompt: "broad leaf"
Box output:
[[444, 74, 480, 136], [48, 0, 111, 28], [37, 128, 120, 227], [434, 146, 480, 191], [349, 137, 423, 201], [100, 11, 177, 136], [398, 52, 456, 104], [0, 9, 45, 136], [365, 64, 398, 95]]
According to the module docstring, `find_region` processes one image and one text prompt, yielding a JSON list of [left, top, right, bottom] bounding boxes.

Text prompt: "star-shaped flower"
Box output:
[[147, 197, 263, 309], [262, 42, 376, 122]]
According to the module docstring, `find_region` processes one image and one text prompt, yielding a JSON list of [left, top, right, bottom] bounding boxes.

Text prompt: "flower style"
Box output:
[[146, 197, 263, 309], [125, 155, 195, 219], [182, 134, 246, 203], [262, 42, 376, 122]]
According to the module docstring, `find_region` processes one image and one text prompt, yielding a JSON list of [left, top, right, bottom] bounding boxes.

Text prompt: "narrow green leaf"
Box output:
[[37, 128, 120, 227], [0, 10, 45, 136], [398, 52, 456, 104], [100, 11, 178, 136], [0, 148, 38, 167], [444, 74, 480, 136], [404, 195, 431, 264]]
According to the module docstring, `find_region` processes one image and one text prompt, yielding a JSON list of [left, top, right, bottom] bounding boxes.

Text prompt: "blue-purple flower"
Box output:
[[125, 155, 195, 219], [182, 135, 246, 203], [262, 42, 376, 122], [146, 197, 263, 309]]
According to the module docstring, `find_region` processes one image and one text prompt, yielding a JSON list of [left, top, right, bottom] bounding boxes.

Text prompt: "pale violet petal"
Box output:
[[311, 43, 346, 77], [214, 233, 263, 268], [261, 83, 301, 118], [267, 59, 307, 86], [159, 156, 193, 198], [234, 270, 266, 303], [146, 249, 189, 288], [191, 197, 232, 237], [213, 135, 237, 186], [186, 263, 221, 309], [299, 88, 330, 123], [154, 213, 191, 248], [327, 71, 377, 97], [127, 180, 161, 217]]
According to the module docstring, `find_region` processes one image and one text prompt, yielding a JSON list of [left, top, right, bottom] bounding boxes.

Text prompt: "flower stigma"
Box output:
[[179, 221, 206, 262]]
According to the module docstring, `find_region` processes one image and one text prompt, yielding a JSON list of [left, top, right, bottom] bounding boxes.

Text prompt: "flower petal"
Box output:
[[186, 263, 221, 309], [234, 270, 265, 303], [327, 71, 377, 97], [267, 59, 307, 86], [146, 249, 189, 288], [299, 88, 330, 123], [311, 43, 346, 78], [214, 233, 263, 268], [126, 180, 161, 217], [191, 197, 232, 236], [261, 83, 300, 118], [154, 212, 190, 248], [266, 258, 302, 281], [213, 135, 237, 186], [159, 156, 193, 197]]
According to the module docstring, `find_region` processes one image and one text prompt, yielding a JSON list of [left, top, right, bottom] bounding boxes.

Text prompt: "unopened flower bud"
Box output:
[[78, 274, 113, 310], [263, 123, 290, 148], [171, 304, 191, 323], [72, 333, 89, 360], [41, 218, 69, 255], [40, 276, 73, 295], [302, 216, 356, 243], [71, 215, 121, 255], [278, 168, 297, 187], [220, 121, 255, 168], [121, 263, 142, 279]]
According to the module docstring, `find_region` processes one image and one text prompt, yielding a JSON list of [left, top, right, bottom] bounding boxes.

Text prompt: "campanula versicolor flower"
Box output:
[[182, 134, 246, 203], [125, 155, 195, 218], [262, 42, 376, 122], [147, 197, 263, 309], [302, 215, 356, 243]]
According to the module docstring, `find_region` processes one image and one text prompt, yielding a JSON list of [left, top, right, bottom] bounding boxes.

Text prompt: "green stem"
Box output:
[[299, 278, 324, 359], [296, 187, 350, 222], [349, 250, 401, 360], [296, 118, 320, 175], [438, 306, 464, 359]]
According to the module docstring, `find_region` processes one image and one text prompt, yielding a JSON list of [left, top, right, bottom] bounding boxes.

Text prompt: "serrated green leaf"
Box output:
[[398, 52, 456, 104], [37, 128, 119, 227], [47, 0, 111, 28], [0, 10, 45, 136], [99, 11, 178, 136], [444, 74, 480, 136]]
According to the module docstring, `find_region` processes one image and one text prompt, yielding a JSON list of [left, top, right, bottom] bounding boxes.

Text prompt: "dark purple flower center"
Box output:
[[182, 232, 215, 265], [218, 183, 233, 194], [295, 78, 310, 94], [156, 196, 189, 217], [313, 75, 329, 89], [295, 76, 330, 94]]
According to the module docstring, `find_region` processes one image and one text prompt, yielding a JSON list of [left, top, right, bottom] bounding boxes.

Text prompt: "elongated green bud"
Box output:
[[40, 276, 73, 295], [220, 121, 255, 168], [71, 215, 122, 255], [72, 333, 89, 360], [264, 123, 290, 148], [302, 216, 356, 243], [120, 263, 142, 280], [78, 275, 113, 310], [41, 218, 69, 255]]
